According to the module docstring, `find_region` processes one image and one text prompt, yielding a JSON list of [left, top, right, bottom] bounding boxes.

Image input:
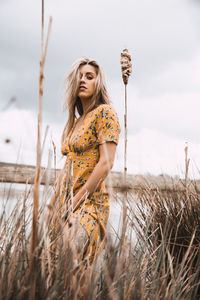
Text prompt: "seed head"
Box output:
[[120, 48, 132, 85]]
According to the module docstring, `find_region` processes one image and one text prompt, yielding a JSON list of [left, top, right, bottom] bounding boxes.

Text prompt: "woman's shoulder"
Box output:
[[94, 104, 121, 144], [94, 104, 118, 116], [93, 104, 120, 132]]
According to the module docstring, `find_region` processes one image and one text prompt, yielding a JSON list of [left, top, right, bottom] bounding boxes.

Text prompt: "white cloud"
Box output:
[[0, 109, 37, 164], [109, 52, 200, 142], [0, 0, 200, 111], [115, 128, 200, 179], [139, 51, 200, 97]]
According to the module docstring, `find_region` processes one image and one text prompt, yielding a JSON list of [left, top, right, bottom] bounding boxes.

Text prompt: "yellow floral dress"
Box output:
[[60, 104, 121, 263]]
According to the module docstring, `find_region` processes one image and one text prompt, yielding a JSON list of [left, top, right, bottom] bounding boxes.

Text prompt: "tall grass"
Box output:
[[0, 176, 199, 299]]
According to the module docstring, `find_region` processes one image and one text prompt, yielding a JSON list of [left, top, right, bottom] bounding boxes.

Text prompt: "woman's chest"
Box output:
[[66, 116, 98, 153]]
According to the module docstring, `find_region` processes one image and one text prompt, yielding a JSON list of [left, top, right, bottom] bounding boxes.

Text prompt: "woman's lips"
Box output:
[[79, 86, 87, 91]]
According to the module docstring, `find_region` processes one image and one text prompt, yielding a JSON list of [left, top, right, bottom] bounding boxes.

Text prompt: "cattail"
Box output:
[[120, 48, 132, 85], [120, 48, 132, 242]]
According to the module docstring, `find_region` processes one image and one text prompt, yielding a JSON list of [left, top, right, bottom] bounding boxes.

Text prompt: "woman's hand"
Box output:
[[72, 141, 117, 211], [73, 190, 89, 212]]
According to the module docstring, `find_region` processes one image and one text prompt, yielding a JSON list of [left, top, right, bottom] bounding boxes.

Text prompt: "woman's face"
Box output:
[[78, 64, 97, 100]]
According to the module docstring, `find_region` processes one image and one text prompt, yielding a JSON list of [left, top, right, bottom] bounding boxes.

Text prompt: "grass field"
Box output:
[[0, 173, 199, 299]]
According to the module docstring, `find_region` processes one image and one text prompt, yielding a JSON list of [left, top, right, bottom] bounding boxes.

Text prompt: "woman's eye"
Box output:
[[87, 76, 93, 80]]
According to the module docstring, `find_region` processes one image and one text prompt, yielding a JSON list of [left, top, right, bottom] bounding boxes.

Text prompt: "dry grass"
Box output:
[[0, 178, 199, 299]]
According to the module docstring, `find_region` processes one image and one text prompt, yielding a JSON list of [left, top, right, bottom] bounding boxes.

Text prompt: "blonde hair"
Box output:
[[61, 58, 110, 143]]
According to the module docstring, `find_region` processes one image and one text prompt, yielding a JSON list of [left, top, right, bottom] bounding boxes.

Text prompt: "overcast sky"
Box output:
[[0, 0, 200, 178]]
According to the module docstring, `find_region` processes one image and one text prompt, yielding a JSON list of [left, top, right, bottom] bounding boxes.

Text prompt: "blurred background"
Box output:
[[0, 0, 200, 178]]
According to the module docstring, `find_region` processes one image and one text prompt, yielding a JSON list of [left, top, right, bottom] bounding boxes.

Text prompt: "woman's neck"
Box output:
[[80, 98, 92, 114]]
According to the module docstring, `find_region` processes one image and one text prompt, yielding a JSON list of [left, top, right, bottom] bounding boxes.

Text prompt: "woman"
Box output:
[[48, 58, 121, 264]]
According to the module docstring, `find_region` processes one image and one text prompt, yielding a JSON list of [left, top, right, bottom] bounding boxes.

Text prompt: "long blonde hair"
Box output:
[[61, 58, 110, 143]]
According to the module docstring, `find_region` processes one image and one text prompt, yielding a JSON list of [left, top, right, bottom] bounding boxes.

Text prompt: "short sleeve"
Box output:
[[95, 105, 121, 145]]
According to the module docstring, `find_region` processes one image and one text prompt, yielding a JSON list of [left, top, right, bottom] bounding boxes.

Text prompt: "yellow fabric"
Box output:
[[60, 104, 121, 263]]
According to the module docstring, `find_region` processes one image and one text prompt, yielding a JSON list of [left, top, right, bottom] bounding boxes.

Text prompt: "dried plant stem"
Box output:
[[124, 84, 128, 179], [122, 84, 128, 241], [30, 0, 52, 298], [41, 125, 49, 158], [184, 144, 190, 202], [120, 48, 132, 242], [51, 139, 57, 183], [31, 10, 52, 255], [31, 0, 44, 258], [30, 2, 45, 299]]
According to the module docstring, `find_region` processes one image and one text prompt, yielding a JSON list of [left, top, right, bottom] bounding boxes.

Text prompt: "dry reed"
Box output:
[[0, 169, 199, 299], [120, 48, 132, 243], [31, 0, 52, 298]]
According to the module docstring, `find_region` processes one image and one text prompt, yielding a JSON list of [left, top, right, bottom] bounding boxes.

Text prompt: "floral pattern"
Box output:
[[60, 104, 121, 263]]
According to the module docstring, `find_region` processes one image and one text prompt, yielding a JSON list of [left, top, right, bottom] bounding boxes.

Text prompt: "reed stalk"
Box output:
[[120, 49, 132, 241], [30, 0, 52, 298], [184, 143, 190, 202]]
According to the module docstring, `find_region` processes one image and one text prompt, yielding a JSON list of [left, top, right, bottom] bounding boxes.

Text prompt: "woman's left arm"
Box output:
[[73, 142, 117, 211]]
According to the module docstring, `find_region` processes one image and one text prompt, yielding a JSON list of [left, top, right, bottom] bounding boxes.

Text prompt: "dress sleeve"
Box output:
[[95, 105, 121, 145]]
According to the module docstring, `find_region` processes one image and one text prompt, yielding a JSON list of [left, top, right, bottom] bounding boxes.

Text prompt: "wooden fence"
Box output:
[[1, 162, 200, 193]]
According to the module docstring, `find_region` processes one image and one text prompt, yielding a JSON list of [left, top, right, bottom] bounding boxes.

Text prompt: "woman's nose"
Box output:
[[80, 75, 86, 83]]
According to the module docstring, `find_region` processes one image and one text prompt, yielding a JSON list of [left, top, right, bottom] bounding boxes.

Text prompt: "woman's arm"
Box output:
[[73, 141, 117, 211]]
